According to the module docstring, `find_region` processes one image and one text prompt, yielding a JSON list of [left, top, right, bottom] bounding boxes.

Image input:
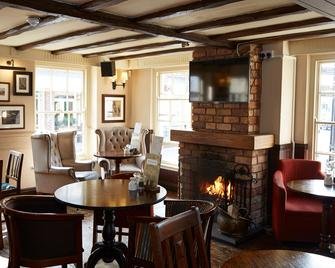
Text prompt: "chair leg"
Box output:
[[0, 210, 4, 250]]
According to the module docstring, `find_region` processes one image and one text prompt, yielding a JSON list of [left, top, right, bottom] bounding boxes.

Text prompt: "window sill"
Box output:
[[161, 163, 178, 172]]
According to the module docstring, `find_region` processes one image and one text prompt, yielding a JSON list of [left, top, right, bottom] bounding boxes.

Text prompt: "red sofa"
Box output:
[[272, 159, 334, 243]]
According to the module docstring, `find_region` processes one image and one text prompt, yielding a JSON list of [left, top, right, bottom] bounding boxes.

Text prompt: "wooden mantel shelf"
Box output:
[[170, 130, 274, 150]]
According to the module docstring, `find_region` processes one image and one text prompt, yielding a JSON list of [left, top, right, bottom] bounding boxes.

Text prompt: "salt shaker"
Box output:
[[128, 177, 138, 191], [324, 173, 333, 186]]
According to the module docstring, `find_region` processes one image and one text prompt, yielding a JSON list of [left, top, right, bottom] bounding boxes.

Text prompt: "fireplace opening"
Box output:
[[179, 155, 264, 244]]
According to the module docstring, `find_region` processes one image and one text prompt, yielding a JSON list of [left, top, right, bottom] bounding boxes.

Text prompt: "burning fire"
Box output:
[[206, 176, 232, 199]]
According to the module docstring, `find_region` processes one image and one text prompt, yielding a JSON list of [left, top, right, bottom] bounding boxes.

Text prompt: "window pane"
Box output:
[[35, 67, 85, 154], [158, 100, 170, 121], [160, 72, 189, 98], [319, 63, 335, 92]]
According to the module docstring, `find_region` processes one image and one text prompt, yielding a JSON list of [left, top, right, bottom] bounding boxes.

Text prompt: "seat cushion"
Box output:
[[1, 183, 16, 191], [75, 171, 98, 181], [286, 195, 322, 213]]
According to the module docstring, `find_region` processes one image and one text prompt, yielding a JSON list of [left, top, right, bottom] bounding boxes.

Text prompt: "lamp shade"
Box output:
[[121, 71, 128, 83]]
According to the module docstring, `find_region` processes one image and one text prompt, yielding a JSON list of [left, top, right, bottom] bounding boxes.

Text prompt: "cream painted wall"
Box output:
[[0, 46, 101, 189], [128, 69, 153, 129]]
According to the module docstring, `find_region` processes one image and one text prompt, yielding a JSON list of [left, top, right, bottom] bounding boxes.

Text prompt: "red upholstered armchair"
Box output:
[[272, 159, 330, 243]]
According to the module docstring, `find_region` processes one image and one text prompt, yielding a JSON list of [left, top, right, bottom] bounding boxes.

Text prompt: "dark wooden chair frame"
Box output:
[[1, 195, 83, 268], [149, 207, 210, 268]]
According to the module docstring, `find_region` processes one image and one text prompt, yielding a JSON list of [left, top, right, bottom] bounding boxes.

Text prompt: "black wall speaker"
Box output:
[[100, 61, 116, 77]]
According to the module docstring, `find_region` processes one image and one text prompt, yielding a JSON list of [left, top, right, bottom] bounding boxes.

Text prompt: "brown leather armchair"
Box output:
[[31, 131, 97, 194], [95, 127, 150, 175]]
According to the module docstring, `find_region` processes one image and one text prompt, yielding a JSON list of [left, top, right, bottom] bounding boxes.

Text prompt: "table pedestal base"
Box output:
[[86, 209, 127, 268], [320, 199, 333, 252]]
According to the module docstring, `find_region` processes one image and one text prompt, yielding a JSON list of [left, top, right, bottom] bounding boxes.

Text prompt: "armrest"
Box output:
[[50, 166, 75, 176], [62, 159, 95, 171], [272, 170, 287, 239]]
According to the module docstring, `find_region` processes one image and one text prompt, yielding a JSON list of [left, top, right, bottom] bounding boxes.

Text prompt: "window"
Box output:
[[156, 70, 191, 167], [35, 67, 85, 153], [314, 61, 335, 170]]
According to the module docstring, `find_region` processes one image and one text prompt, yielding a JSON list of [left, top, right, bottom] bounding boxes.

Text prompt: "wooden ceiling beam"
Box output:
[[79, 0, 127, 11], [15, 25, 109, 50], [0, 15, 65, 40], [133, 0, 242, 21], [244, 28, 335, 44], [212, 17, 333, 40], [51, 34, 151, 55], [0, 0, 232, 48], [109, 47, 197, 61], [83, 40, 188, 58], [178, 5, 307, 32]]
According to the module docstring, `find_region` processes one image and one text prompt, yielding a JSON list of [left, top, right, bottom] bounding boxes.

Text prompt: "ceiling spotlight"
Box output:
[[26, 16, 40, 27]]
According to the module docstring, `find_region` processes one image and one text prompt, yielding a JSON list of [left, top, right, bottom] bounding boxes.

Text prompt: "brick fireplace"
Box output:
[[171, 45, 274, 230]]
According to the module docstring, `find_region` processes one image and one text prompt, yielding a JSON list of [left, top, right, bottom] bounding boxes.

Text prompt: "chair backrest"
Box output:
[[164, 199, 216, 262], [2, 150, 24, 195], [56, 130, 77, 165], [279, 159, 324, 184], [31, 133, 55, 171], [2, 195, 83, 268], [149, 207, 209, 268]]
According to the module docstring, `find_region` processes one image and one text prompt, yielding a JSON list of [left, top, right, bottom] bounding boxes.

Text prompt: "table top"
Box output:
[[94, 151, 141, 160], [287, 179, 335, 199], [221, 250, 335, 268], [54, 179, 167, 210]]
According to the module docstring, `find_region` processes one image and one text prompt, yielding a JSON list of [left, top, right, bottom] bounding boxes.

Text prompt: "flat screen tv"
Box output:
[[189, 57, 250, 103]]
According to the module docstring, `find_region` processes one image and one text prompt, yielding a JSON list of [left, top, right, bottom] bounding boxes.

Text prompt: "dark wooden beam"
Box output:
[[245, 28, 335, 44], [79, 0, 127, 11], [134, 0, 242, 21], [0, 15, 65, 40], [83, 40, 188, 58], [15, 26, 109, 51], [212, 17, 333, 40], [178, 5, 307, 32], [0, 0, 232, 48], [51, 34, 151, 55], [109, 47, 197, 61]]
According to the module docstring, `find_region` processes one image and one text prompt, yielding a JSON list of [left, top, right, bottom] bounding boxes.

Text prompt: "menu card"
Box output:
[[150, 136, 163, 155], [130, 122, 142, 151], [143, 153, 161, 191]]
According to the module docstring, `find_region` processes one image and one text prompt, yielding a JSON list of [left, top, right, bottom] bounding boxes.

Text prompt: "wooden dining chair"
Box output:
[[92, 172, 152, 245], [149, 207, 210, 268], [0, 150, 24, 249]]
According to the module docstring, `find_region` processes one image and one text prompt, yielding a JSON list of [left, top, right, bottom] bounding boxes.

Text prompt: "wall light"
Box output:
[[112, 71, 128, 90]]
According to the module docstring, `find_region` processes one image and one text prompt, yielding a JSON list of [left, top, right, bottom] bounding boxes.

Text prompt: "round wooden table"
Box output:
[[54, 179, 167, 268], [221, 250, 335, 268], [287, 179, 335, 251], [94, 151, 141, 174]]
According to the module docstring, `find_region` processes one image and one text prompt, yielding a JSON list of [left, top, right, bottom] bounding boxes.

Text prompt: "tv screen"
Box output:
[[189, 57, 250, 103]]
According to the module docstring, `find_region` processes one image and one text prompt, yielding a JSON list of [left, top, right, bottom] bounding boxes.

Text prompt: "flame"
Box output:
[[206, 176, 232, 199]]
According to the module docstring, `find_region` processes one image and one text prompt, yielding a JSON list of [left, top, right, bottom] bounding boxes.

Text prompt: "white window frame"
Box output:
[[153, 67, 191, 169], [35, 65, 88, 157]]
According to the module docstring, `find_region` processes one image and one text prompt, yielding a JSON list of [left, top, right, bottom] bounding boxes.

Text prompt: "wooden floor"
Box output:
[[0, 200, 330, 267]]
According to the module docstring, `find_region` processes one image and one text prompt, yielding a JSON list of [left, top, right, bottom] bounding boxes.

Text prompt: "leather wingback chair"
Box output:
[[272, 159, 335, 243], [95, 127, 150, 175], [31, 131, 97, 194]]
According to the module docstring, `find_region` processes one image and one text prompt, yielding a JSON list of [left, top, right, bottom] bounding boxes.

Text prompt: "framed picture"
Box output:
[[0, 105, 25, 130], [0, 82, 10, 102], [102, 94, 125, 123], [13, 71, 33, 96]]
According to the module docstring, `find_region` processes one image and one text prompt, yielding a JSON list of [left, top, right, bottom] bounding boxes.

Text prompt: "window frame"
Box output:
[[34, 65, 88, 157], [153, 67, 191, 169]]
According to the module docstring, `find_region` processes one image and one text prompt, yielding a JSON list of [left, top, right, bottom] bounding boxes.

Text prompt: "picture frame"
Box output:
[[0, 82, 10, 102], [13, 71, 33, 96], [0, 105, 25, 130], [102, 94, 125, 123]]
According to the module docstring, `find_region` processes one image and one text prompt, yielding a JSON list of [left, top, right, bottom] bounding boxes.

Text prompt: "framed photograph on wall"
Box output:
[[13, 71, 33, 96], [0, 105, 25, 130], [0, 82, 10, 102], [102, 94, 125, 123]]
